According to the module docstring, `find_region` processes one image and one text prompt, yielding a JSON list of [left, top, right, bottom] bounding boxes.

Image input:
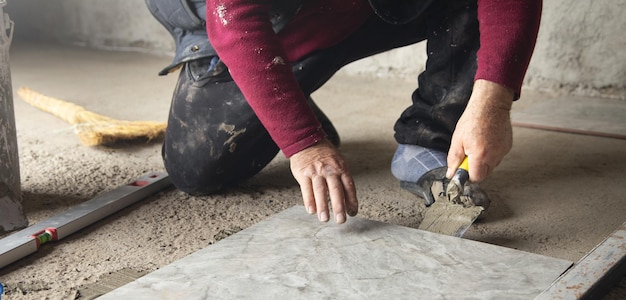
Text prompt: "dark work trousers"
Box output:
[[163, 0, 479, 195]]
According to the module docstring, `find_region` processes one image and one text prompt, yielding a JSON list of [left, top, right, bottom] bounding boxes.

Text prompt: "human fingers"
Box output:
[[326, 175, 347, 223], [297, 176, 316, 215], [312, 175, 330, 222], [342, 174, 358, 217], [289, 139, 358, 223], [466, 113, 512, 182], [446, 134, 467, 179], [448, 80, 514, 182], [466, 154, 491, 183]]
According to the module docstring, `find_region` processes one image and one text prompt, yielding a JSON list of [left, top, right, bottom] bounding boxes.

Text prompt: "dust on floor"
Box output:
[[1, 42, 625, 299]]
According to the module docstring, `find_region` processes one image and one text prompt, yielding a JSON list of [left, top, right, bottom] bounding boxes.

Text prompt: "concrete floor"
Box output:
[[1, 40, 625, 299]]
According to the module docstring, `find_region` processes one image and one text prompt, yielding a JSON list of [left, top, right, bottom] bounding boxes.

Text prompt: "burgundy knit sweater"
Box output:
[[205, 0, 542, 157]]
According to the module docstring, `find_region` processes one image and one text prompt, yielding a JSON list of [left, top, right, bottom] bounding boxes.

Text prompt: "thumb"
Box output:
[[446, 146, 466, 179]]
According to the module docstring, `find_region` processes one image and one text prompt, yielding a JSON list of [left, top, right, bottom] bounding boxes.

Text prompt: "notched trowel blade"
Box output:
[[417, 181, 483, 237]]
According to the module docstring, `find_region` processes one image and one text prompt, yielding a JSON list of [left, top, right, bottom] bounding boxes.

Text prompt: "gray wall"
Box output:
[[6, 0, 173, 55], [6, 0, 626, 99]]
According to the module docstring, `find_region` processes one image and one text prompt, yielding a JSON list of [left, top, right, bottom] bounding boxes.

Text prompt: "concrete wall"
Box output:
[[6, 0, 626, 99], [6, 0, 173, 55]]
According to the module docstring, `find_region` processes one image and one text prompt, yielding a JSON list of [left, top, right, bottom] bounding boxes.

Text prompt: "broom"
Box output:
[[17, 87, 166, 146]]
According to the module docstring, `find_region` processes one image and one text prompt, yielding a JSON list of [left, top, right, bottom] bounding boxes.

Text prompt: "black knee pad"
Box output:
[[162, 60, 280, 195]]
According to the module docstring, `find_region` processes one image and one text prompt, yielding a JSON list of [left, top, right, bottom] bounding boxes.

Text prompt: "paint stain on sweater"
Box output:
[[216, 4, 229, 26], [266, 56, 285, 69]]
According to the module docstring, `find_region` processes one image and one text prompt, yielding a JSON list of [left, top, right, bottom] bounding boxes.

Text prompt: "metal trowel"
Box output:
[[417, 157, 484, 237]]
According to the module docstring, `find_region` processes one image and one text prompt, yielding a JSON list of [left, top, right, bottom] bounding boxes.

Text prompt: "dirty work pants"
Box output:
[[162, 0, 479, 195]]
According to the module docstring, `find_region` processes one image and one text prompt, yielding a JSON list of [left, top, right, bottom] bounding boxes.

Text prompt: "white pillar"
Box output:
[[0, 0, 27, 233]]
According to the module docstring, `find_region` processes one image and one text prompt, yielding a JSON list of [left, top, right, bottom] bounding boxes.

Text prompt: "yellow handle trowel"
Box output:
[[446, 157, 470, 202], [418, 157, 484, 237]]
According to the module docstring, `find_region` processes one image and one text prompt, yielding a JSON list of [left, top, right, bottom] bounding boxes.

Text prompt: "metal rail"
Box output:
[[0, 172, 171, 269]]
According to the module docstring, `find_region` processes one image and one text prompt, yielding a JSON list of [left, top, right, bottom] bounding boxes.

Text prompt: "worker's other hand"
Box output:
[[290, 139, 358, 224], [447, 79, 515, 182]]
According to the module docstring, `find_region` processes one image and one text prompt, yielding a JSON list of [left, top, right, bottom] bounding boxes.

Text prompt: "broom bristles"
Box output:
[[17, 87, 166, 146]]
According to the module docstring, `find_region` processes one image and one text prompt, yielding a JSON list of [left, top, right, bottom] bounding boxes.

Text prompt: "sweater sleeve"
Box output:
[[475, 0, 542, 98], [205, 0, 325, 157]]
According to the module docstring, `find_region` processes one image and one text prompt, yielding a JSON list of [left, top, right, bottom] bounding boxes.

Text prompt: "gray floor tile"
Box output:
[[101, 206, 572, 299]]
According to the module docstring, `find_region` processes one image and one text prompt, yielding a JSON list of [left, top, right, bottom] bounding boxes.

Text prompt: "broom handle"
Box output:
[[16, 87, 111, 125]]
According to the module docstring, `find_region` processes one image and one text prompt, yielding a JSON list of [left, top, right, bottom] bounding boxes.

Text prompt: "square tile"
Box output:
[[102, 206, 572, 299]]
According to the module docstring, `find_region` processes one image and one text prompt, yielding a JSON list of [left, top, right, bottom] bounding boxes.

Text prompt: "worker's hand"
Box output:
[[447, 79, 515, 182], [290, 139, 358, 224]]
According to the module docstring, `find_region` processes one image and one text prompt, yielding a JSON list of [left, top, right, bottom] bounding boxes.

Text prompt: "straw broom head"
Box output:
[[17, 87, 166, 146]]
